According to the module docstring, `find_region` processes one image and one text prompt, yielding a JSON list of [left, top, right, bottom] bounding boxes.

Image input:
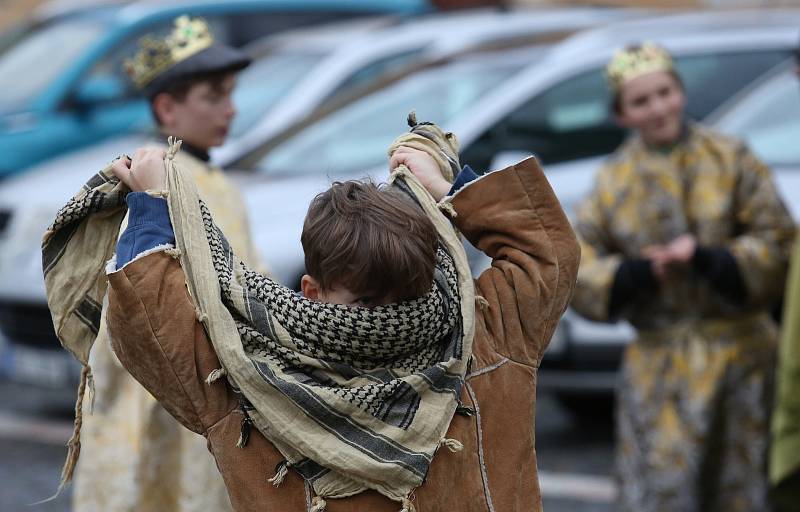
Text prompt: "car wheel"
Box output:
[[554, 392, 615, 422]]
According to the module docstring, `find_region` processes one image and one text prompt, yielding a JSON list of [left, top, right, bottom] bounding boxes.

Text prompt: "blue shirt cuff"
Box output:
[[448, 165, 479, 196], [115, 192, 175, 268]]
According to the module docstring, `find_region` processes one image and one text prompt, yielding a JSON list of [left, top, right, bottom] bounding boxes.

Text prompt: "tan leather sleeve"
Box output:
[[106, 251, 237, 435], [449, 158, 580, 367]]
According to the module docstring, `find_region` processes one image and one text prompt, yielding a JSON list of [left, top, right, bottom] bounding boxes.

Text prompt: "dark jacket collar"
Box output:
[[179, 141, 211, 162]]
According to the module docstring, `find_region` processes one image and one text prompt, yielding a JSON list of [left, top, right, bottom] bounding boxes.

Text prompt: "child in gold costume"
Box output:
[[73, 17, 261, 512], [571, 43, 795, 512]]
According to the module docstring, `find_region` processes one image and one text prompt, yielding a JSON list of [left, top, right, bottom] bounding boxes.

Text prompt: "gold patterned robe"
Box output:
[[571, 124, 795, 512], [73, 149, 263, 512]]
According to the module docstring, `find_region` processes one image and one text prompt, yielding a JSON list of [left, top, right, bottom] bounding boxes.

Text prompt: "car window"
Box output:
[[253, 61, 522, 178], [676, 51, 789, 118], [323, 48, 426, 102], [0, 19, 105, 111], [718, 70, 800, 166], [228, 51, 326, 137], [460, 49, 790, 171]]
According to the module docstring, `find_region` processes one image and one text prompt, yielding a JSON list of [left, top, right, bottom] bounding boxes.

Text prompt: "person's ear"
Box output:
[[152, 92, 176, 128], [300, 274, 321, 300]]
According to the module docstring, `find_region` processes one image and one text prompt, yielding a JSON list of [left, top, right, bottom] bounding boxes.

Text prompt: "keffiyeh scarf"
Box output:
[[43, 117, 475, 507]]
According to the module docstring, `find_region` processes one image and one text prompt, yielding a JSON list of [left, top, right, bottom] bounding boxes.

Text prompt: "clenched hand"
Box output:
[[111, 147, 168, 192]]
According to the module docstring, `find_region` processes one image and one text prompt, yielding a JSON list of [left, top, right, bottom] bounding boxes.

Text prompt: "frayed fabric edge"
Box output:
[[105, 243, 176, 274]]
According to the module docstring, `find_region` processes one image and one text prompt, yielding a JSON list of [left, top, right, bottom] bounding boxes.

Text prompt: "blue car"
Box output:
[[0, 0, 430, 179]]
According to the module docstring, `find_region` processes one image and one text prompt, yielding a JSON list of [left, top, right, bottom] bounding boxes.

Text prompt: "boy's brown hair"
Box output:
[[301, 180, 439, 302]]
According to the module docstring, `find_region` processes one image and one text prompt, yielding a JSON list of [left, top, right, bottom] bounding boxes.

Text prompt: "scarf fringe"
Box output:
[[145, 189, 169, 199], [439, 437, 464, 452], [268, 460, 289, 486], [86, 368, 96, 414], [310, 496, 327, 511], [437, 201, 457, 218], [164, 247, 182, 259], [310, 493, 416, 510], [195, 307, 209, 324], [456, 403, 475, 417], [33, 365, 91, 504], [205, 367, 227, 385], [236, 414, 253, 449], [400, 497, 416, 512], [166, 136, 182, 159]]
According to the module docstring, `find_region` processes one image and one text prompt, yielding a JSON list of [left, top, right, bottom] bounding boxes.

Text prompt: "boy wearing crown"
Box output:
[[72, 16, 260, 512]]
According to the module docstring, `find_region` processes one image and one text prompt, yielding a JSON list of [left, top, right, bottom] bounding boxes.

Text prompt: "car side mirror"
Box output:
[[73, 76, 126, 110], [488, 150, 535, 172]]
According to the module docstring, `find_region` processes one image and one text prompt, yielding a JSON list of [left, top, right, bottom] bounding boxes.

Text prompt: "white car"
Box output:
[[707, 63, 800, 221]]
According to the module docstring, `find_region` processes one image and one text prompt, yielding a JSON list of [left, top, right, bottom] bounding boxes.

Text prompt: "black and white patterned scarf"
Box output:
[[43, 118, 475, 508]]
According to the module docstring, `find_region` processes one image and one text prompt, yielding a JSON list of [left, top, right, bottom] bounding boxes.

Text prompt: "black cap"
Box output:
[[143, 43, 251, 99]]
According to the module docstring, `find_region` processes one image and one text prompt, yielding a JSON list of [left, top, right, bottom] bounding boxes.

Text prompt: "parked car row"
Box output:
[[0, 6, 798, 419], [0, 0, 433, 179]]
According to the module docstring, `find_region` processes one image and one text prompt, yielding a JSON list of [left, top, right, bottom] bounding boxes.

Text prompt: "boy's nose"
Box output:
[[223, 100, 236, 120]]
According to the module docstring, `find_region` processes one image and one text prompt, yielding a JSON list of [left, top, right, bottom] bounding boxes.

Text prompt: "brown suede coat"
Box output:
[[106, 159, 579, 512]]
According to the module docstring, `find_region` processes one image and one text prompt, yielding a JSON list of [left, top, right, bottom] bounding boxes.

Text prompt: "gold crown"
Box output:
[[606, 42, 673, 92], [124, 16, 214, 89]]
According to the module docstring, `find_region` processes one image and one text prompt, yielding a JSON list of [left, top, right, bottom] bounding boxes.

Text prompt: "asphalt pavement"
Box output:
[[0, 376, 617, 511]]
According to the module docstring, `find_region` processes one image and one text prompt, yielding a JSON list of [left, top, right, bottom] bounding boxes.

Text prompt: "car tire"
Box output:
[[554, 392, 615, 422]]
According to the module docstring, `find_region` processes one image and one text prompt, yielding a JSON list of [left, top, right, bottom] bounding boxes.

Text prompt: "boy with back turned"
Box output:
[[46, 114, 579, 509]]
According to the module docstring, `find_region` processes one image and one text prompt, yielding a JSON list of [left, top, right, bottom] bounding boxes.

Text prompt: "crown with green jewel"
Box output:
[[606, 42, 673, 92], [124, 16, 214, 89]]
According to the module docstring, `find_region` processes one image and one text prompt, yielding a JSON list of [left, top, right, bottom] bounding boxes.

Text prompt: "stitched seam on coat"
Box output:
[[305, 481, 313, 510], [466, 357, 509, 380], [206, 405, 242, 434], [123, 265, 205, 433], [466, 381, 496, 512]]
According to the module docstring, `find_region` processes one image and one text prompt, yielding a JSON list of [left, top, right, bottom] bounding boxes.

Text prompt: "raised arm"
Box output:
[[447, 158, 580, 367]]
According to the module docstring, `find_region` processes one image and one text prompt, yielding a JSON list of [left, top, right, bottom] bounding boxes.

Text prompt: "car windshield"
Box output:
[[0, 19, 105, 112], [253, 60, 522, 177], [716, 69, 800, 166], [228, 50, 326, 138]]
